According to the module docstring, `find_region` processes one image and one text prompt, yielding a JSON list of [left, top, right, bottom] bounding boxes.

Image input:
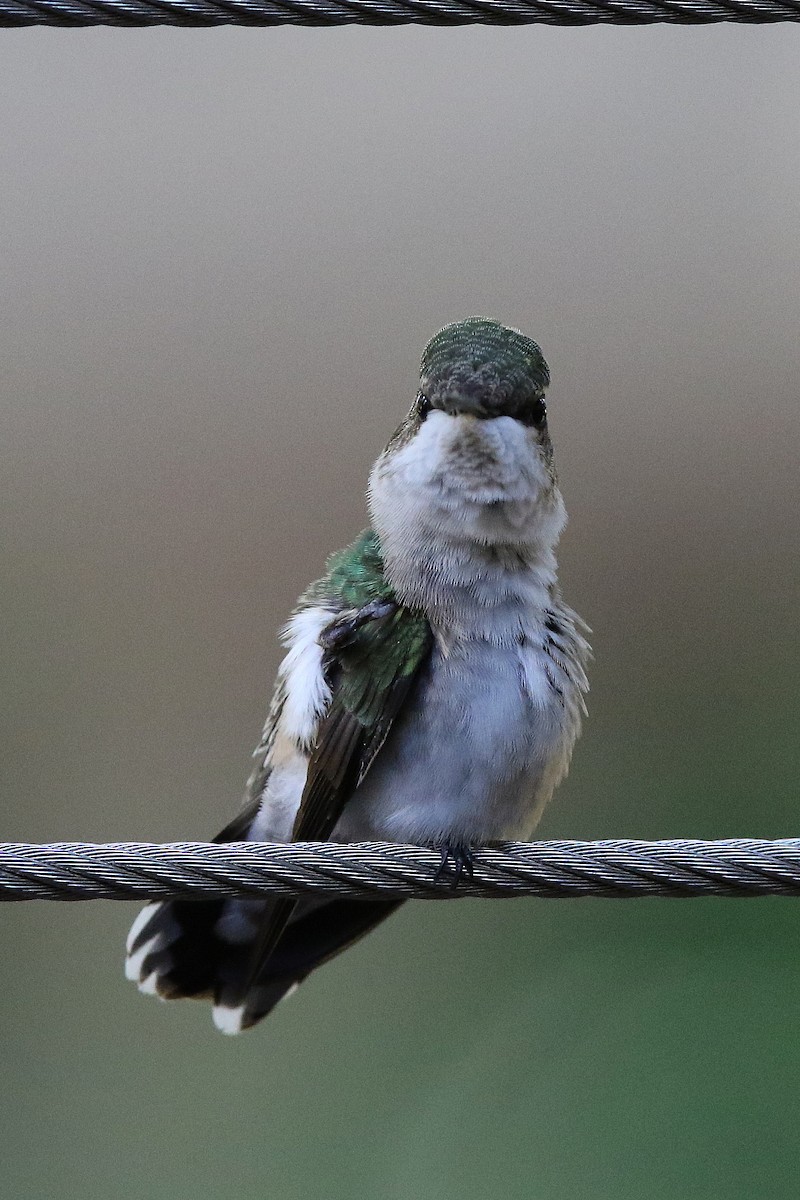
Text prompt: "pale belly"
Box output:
[[333, 638, 575, 846]]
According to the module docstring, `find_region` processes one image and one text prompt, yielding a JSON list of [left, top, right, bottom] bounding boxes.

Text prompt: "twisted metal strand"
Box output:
[[2, 0, 800, 23], [3, 839, 800, 901]]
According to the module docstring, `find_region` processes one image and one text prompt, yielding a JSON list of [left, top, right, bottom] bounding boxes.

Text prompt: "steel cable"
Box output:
[[3, 839, 800, 901], [3, 0, 800, 23]]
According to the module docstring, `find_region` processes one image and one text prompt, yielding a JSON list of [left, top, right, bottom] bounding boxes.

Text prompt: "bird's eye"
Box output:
[[417, 393, 432, 420], [528, 398, 547, 429]]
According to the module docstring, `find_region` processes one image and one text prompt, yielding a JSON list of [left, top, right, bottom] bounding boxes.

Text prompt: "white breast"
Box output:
[[368, 412, 568, 641]]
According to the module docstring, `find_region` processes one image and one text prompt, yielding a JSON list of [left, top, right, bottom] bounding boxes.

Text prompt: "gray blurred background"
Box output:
[[2, 27, 800, 1199]]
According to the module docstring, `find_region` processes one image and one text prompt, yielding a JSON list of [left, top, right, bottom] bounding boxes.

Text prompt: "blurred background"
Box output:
[[2, 26, 800, 1199]]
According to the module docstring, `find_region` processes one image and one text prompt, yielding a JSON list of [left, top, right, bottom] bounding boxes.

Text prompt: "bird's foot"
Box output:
[[434, 843, 475, 890]]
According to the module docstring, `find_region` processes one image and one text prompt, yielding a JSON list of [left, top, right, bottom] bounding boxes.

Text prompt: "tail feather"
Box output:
[[125, 898, 228, 1001], [125, 892, 401, 1033], [212, 897, 402, 1033]]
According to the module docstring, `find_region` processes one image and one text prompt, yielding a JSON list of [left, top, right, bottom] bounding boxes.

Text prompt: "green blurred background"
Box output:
[[2, 27, 800, 1199]]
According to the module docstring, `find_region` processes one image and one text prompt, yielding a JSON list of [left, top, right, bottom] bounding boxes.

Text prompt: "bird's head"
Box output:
[[417, 317, 550, 430], [370, 318, 565, 574]]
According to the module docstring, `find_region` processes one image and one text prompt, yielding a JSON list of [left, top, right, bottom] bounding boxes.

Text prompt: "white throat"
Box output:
[[368, 412, 567, 643]]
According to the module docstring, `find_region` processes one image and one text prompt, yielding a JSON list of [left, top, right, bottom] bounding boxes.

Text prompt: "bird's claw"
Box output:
[[434, 844, 475, 890]]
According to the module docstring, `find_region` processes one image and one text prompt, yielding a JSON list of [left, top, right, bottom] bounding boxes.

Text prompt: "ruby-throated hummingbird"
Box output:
[[125, 317, 590, 1034]]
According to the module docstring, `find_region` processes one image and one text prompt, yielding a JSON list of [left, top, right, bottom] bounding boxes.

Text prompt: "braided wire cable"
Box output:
[[3, 839, 800, 901], [2, 0, 800, 23]]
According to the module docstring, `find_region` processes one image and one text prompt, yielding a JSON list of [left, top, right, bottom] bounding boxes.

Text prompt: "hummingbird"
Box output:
[[125, 317, 590, 1034]]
